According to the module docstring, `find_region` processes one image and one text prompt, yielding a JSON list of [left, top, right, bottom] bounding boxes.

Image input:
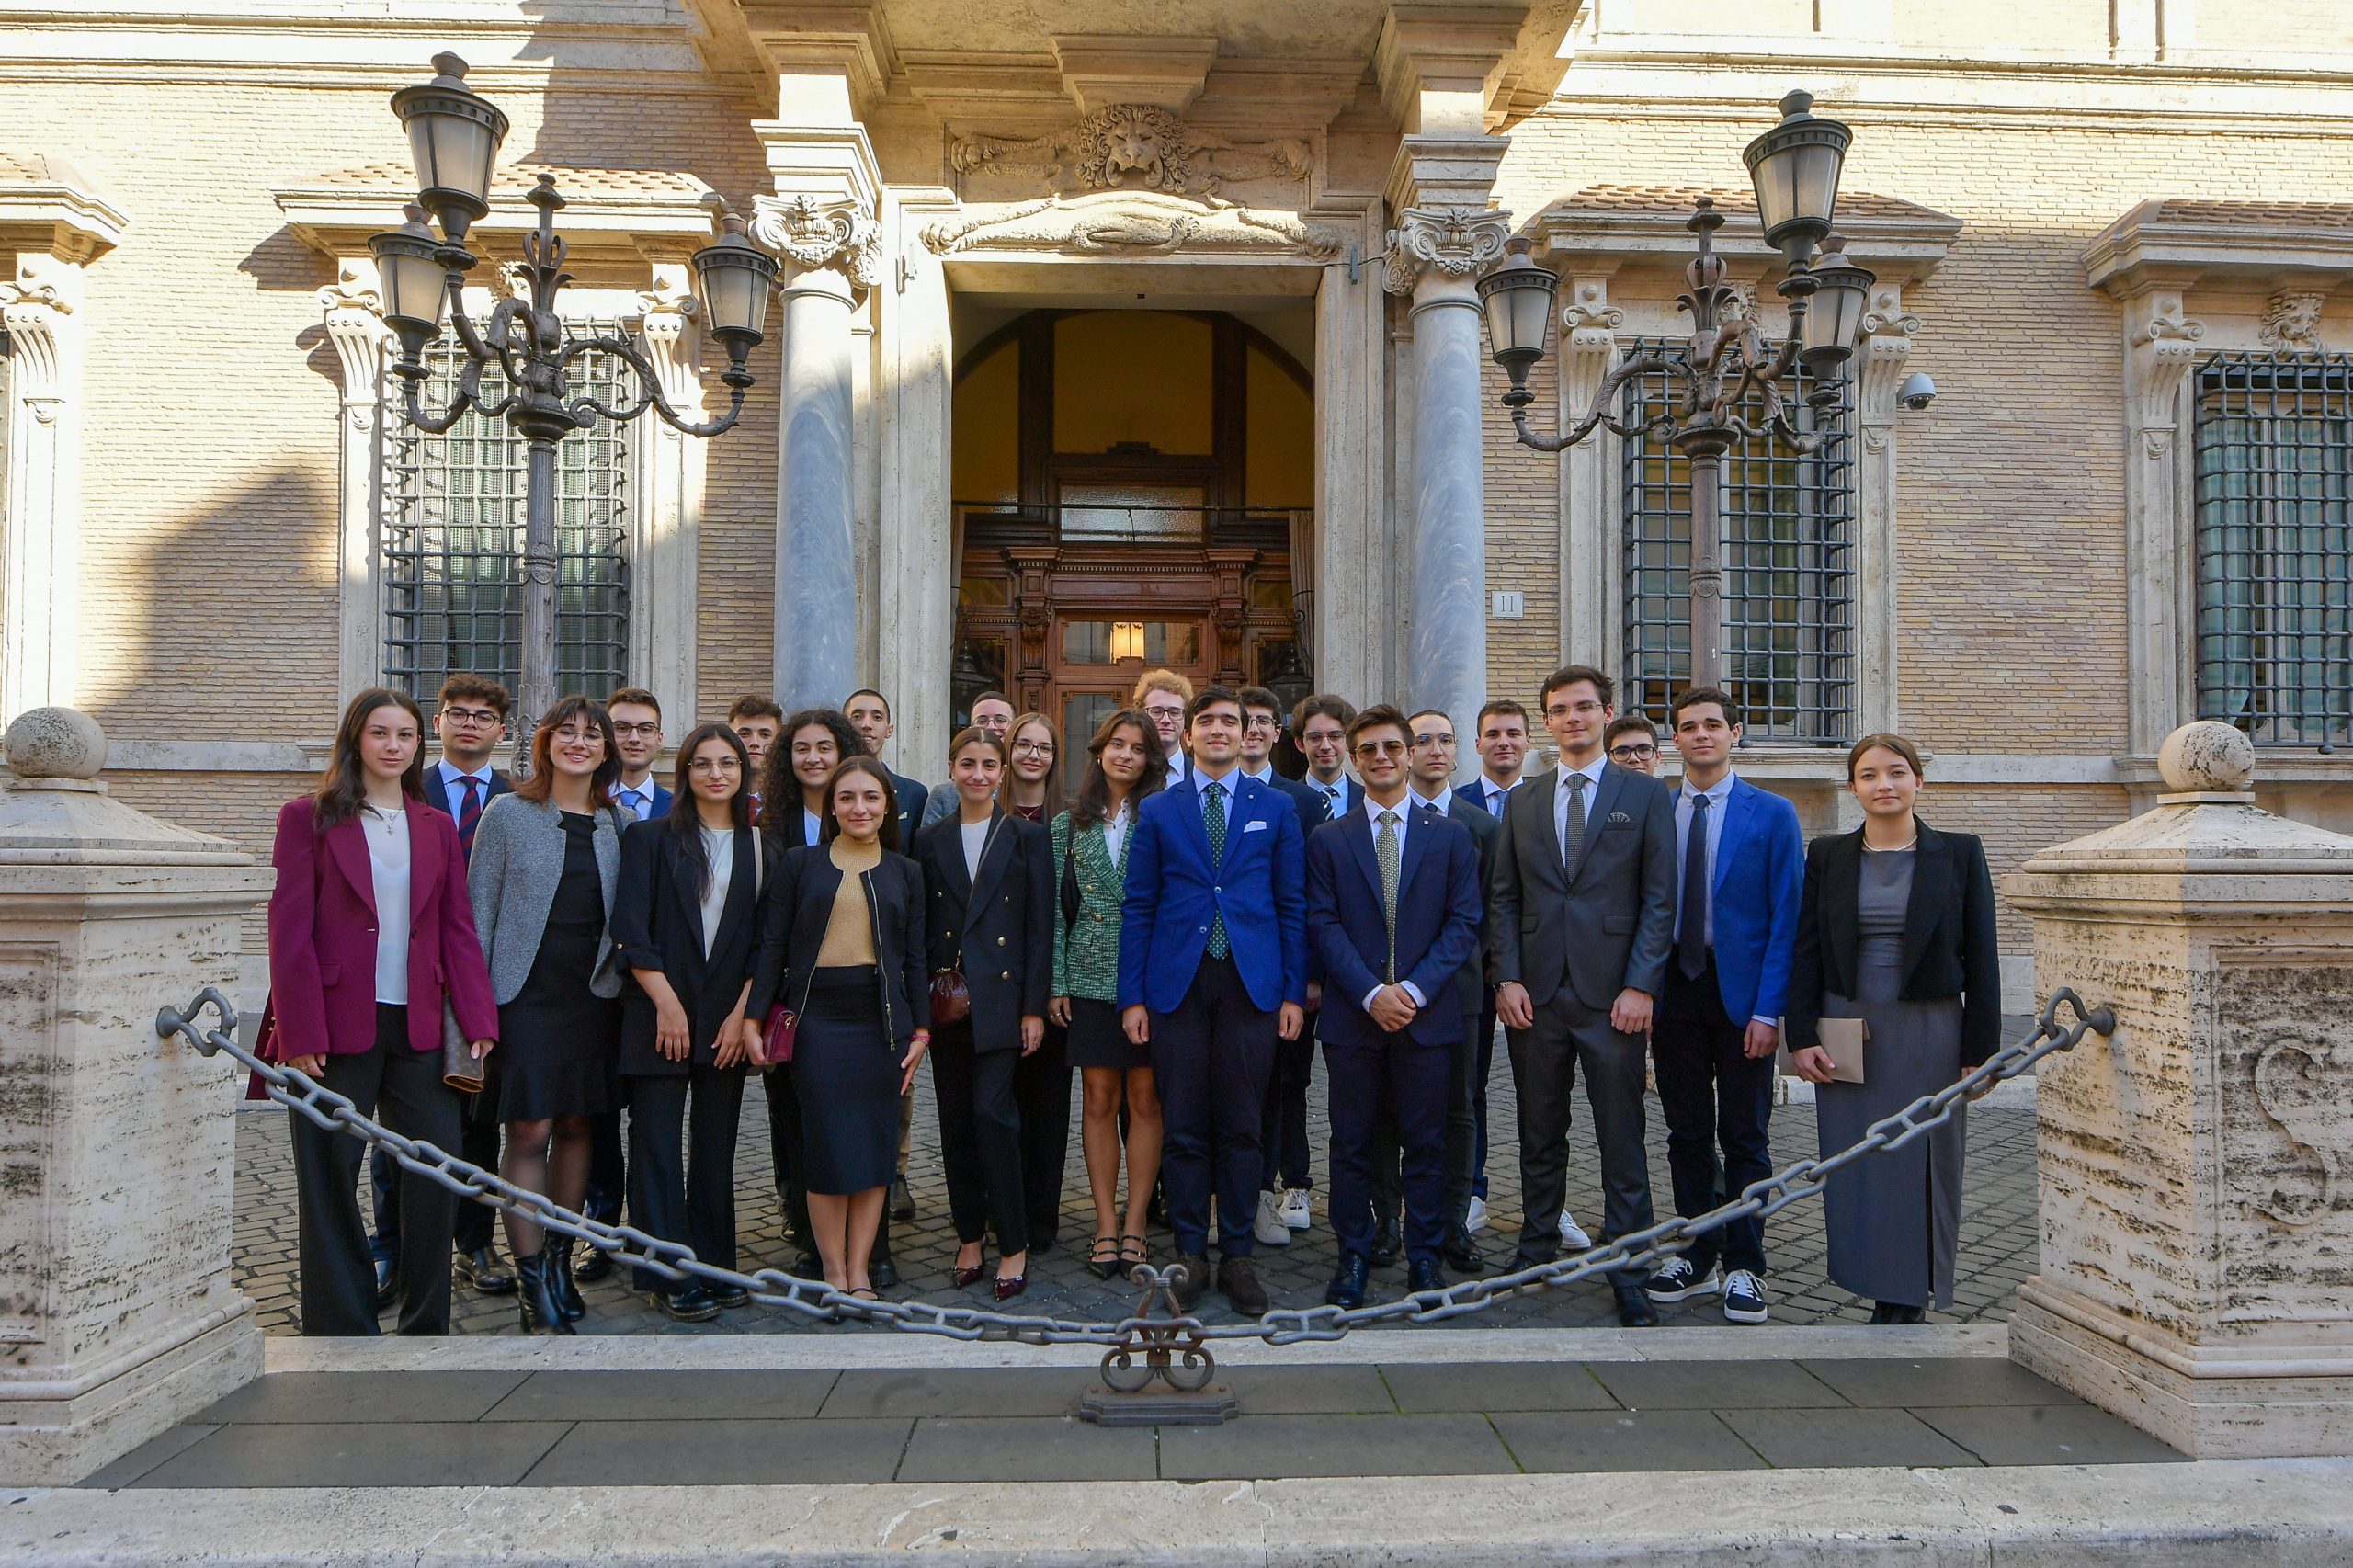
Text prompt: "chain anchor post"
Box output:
[[1079, 1264, 1237, 1426]]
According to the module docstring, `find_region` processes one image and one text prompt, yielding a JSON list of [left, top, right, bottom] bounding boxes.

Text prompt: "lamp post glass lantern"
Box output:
[[1476, 89, 1875, 694], [367, 52, 777, 769]]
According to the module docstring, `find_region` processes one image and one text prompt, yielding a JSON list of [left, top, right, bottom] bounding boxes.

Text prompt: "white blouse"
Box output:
[[699, 824, 734, 957], [361, 804, 412, 1005], [1101, 803, 1132, 866]]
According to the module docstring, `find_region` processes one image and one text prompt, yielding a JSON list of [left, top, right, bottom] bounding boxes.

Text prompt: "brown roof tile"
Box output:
[[1557, 185, 1946, 221], [2142, 198, 2353, 229], [301, 162, 710, 199]]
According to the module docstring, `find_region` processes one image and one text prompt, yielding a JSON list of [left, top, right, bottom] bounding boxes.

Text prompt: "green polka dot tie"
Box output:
[[1202, 780, 1231, 960]]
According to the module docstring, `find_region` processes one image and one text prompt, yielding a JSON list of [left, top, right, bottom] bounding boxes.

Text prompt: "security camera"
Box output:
[[1898, 372, 1937, 412]]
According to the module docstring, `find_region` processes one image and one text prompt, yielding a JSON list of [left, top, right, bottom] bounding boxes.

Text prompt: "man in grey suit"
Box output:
[[1489, 665, 1677, 1326]]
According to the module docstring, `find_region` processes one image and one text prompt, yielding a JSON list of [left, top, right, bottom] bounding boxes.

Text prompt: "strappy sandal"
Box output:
[[1086, 1235, 1123, 1279], [1118, 1233, 1150, 1270]]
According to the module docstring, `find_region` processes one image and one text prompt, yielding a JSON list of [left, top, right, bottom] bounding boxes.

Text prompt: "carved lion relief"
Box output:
[[952, 106, 1310, 199], [2259, 290, 2327, 353]]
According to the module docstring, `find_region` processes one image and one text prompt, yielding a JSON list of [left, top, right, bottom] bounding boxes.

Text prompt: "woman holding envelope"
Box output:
[[1786, 733, 2000, 1324]]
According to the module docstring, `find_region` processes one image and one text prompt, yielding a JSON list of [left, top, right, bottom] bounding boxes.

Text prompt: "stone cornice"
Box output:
[[1540, 187, 1961, 285], [0, 153, 127, 265], [2086, 199, 2353, 298], [919, 191, 1344, 262], [274, 164, 720, 263]]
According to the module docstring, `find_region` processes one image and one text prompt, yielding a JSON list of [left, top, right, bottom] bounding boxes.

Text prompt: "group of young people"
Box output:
[[264, 658, 1998, 1336]]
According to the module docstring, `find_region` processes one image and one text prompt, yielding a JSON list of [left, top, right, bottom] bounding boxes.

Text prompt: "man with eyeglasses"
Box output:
[[606, 687, 672, 823], [1605, 715, 1663, 776], [920, 692, 1017, 827], [1239, 686, 1327, 1245], [1305, 706, 1482, 1307], [376, 675, 518, 1307], [1489, 665, 1677, 1326], [1292, 693, 1359, 821], [1131, 669, 1194, 783]]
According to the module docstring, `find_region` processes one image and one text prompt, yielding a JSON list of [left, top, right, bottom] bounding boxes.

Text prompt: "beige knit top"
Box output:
[[814, 836, 882, 968]]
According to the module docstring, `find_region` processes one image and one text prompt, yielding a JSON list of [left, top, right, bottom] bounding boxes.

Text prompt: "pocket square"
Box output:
[[1607, 811, 1632, 824], [1243, 819, 1270, 834]]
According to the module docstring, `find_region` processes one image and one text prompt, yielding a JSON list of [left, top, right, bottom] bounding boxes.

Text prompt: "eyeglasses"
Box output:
[[1012, 740, 1055, 756], [1411, 733, 1455, 748], [1144, 703, 1185, 718], [1352, 739, 1407, 757], [1545, 700, 1607, 719], [1242, 714, 1280, 732], [440, 706, 502, 727], [611, 722, 661, 739], [1608, 743, 1658, 762]]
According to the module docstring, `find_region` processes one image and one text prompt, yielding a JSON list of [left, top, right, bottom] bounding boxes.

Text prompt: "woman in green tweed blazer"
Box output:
[[1048, 708, 1168, 1278]]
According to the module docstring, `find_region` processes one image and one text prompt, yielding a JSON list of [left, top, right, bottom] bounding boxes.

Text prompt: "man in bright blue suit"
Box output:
[[1120, 686, 1308, 1315], [1306, 706, 1483, 1307], [1639, 687, 1805, 1326]]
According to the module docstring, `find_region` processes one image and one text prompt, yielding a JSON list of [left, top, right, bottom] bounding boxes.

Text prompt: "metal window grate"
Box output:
[[382, 323, 633, 701], [2194, 350, 2353, 748], [1620, 338, 1856, 741]]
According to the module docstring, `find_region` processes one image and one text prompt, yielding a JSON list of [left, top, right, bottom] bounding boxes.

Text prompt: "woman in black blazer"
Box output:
[[610, 724, 761, 1323], [743, 756, 929, 1300], [1787, 733, 2001, 1324], [913, 727, 1055, 1301]]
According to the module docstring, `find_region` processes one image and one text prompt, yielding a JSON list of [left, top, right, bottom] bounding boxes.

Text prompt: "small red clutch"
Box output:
[[762, 1002, 798, 1066]]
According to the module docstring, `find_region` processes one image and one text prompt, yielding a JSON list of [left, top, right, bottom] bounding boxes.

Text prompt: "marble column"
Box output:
[[317, 259, 388, 705], [1, 255, 85, 723], [0, 708, 270, 1483], [753, 191, 880, 711], [1385, 205, 1510, 772]]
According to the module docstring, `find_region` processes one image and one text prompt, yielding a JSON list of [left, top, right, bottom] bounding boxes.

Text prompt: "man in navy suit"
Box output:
[[607, 687, 674, 824], [1120, 686, 1308, 1314], [1292, 693, 1359, 822], [1640, 687, 1804, 1325], [381, 674, 517, 1304], [1307, 705, 1483, 1305], [1241, 685, 1325, 1244]]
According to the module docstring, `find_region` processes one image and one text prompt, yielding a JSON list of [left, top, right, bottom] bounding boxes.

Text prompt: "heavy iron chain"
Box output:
[[159, 987, 2112, 1349]]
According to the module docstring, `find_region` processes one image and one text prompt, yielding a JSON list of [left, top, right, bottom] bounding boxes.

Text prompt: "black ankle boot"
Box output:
[[547, 1236, 587, 1322], [516, 1253, 576, 1335]]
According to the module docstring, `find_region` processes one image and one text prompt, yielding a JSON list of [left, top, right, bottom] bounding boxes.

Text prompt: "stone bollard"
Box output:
[[2006, 719, 2353, 1458], [0, 707, 271, 1483]]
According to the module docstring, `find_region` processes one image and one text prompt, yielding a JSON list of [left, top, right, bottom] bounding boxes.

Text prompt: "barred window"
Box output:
[[1620, 338, 1856, 742], [2194, 350, 2353, 747], [383, 322, 633, 701]]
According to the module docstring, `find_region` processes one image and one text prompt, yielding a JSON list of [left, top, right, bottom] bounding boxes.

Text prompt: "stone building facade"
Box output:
[[5, 0, 2353, 1000]]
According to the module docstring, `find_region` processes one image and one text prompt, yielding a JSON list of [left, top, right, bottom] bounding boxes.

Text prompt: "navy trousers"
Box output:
[[1653, 955, 1773, 1276], [1149, 954, 1277, 1259], [1326, 1031, 1449, 1267]]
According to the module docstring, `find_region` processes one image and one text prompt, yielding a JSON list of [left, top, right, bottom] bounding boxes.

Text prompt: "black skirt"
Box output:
[[498, 812, 620, 1121], [1065, 996, 1148, 1071], [790, 966, 902, 1195]]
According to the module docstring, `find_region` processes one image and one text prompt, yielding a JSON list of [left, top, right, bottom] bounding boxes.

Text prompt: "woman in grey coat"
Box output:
[[1786, 733, 2000, 1324], [468, 695, 625, 1334]]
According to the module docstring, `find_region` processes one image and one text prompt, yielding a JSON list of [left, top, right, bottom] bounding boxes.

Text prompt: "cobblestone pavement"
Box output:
[[233, 1031, 2041, 1339]]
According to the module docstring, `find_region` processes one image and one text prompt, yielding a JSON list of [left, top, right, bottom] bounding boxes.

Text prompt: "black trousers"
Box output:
[[371, 1050, 501, 1260], [1258, 1028, 1315, 1192], [930, 1020, 1029, 1255], [1151, 954, 1277, 1259], [1654, 957, 1774, 1276], [1471, 992, 1498, 1199], [1328, 1035, 1449, 1266], [624, 1065, 747, 1294], [1014, 1022, 1071, 1244], [293, 1005, 462, 1335], [583, 1107, 627, 1224], [1372, 1013, 1479, 1232], [762, 1062, 815, 1247], [1506, 989, 1654, 1280]]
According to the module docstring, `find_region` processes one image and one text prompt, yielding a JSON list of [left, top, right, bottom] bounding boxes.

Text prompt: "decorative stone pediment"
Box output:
[[950, 105, 1309, 199], [920, 190, 1343, 261]]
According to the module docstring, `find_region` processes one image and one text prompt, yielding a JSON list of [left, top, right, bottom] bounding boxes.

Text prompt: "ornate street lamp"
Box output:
[[368, 53, 777, 765], [1478, 90, 1874, 690]]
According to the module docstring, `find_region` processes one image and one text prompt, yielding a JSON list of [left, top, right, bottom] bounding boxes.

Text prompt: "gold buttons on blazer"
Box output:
[[1000, 971, 1011, 980], [996, 935, 1007, 946]]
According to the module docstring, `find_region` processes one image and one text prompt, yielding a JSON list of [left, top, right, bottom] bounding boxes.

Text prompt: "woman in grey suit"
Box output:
[[1786, 733, 2001, 1324], [468, 696, 625, 1334]]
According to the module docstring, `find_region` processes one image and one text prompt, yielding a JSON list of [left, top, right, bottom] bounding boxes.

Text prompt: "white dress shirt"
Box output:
[[437, 758, 494, 811], [616, 778, 658, 821], [1552, 754, 1609, 853], [1306, 774, 1349, 818], [1675, 770, 1771, 1028], [699, 824, 734, 957], [361, 804, 412, 1005], [1359, 792, 1427, 1011], [1189, 762, 1240, 830], [1101, 802, 1132, 866], [1476, 774, 1519, 815], [1413, 781, 1455, 815]]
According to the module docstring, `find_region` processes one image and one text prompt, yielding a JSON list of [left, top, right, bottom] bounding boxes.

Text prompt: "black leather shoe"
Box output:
[[1218, 1256, 1270, 1316], [1441, 1224, 1486, 1274], [372, 1255, 399, 1311], [869, 1254, 901, 1290], [546, 1237, 587, 1322], [1407, 1256, 1446, 1295], [453, 1245, 517, 1296], [573, 1246, 613, 1283], [890, 1176, 915, 1221], [1170, 1253, 1211, 1311], [1370, 1219, 1403, 1268], [1613, 1278, 1660, 1327], [1325, 1253, 1370, 1309], [515, 1253, 576, 1336], [652, 1284, 721, 1323], [711, 1284, 752, 1310]]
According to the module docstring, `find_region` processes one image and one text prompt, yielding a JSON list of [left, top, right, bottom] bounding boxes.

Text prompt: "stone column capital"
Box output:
[[1854, 278, 1922, 436], [316, 257, 389, 419], [2121, 288, 2208, 444], [1381, 203, 1513, 298], [752, 192, 883, 294], [634, 262, 706, 415], [0, 251, 85, 403]]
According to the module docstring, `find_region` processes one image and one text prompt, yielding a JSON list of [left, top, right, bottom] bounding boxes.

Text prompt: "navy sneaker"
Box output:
[[1722, 1269, 1768, 1324], [1642, 1256, 1722, 1304]]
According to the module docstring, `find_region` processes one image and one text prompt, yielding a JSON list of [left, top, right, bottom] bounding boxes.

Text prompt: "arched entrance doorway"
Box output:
[[949, 308, 1313, 746]]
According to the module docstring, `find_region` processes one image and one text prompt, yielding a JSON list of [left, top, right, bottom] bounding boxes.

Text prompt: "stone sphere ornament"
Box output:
[[3, 705, 107, 780], [2156, 720, 2255, 795]]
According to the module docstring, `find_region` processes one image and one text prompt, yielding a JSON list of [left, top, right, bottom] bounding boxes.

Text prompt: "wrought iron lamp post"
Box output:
[[368, 53, 778, 760], [1476, 91, 1875, 689]]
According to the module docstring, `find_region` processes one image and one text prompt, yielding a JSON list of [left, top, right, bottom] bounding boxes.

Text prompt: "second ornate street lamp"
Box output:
[[369, 53, 779, 764], [1478, 90, 1876, 690]]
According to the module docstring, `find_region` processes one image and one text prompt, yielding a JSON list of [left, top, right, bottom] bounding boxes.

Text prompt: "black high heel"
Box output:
[[547, 1236, 587, 1322], [516, 1253, 576, 1335]]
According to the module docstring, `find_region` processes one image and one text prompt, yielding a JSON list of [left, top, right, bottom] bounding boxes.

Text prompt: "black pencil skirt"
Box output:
[[790, 966, 903, 1196]]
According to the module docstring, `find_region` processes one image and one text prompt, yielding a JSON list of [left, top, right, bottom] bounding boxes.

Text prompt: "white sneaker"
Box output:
[[1558, 1209, 1593, 1251], [1465, 1196, 1490, 1233], [1279, 1187, 1313, 1230], [1254, 1189, 1292, 1247]]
